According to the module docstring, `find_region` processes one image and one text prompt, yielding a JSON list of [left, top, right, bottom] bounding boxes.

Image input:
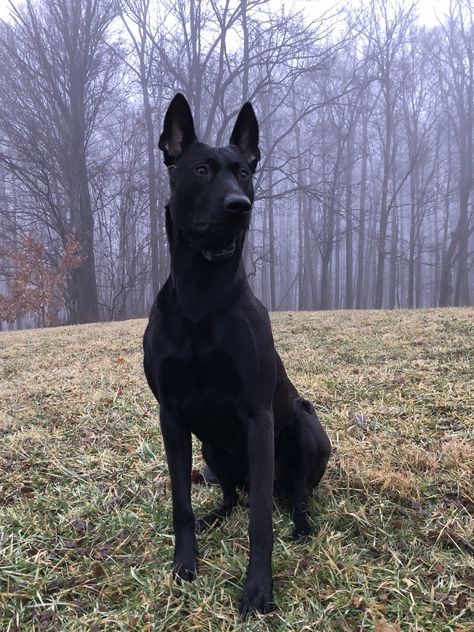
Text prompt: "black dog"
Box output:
[[143, 94, 331, 614]]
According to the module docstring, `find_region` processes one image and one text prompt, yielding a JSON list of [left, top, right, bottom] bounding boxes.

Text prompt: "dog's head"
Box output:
[[159, 94, 260, 262]]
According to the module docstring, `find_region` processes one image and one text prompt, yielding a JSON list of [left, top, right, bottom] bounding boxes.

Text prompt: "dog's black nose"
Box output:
[[224, 194, 251, 214], [193, 222, 210, 233]]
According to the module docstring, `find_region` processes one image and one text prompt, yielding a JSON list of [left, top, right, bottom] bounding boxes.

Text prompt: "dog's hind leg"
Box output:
[[196, 444, 241, 533], [277, 398, 331, 540]]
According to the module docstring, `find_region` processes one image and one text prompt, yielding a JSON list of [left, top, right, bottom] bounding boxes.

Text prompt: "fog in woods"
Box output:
[[0, 0, 473, 328]]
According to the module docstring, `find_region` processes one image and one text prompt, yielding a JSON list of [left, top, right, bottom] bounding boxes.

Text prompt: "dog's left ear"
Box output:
[[159, 93, 197, 166], [229, 102, 260, 172]]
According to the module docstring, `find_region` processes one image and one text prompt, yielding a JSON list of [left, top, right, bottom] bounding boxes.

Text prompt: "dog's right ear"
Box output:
[[229, 102, 260, 172], [159, 94, 197, 166]]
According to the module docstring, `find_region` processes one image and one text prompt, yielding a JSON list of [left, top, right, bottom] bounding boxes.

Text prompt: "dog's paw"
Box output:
[[196, 499, 237, 534], [195, 517, 212, 534], [291, 523, 315, 541], [239, 577, 273, 616], [195, 515, 217, 534], [196, 509, 229, 533], [172, 557, 197, 583]]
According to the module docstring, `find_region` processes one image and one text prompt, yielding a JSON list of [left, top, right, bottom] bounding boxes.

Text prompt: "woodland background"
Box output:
[[0, 0, 473, 328]]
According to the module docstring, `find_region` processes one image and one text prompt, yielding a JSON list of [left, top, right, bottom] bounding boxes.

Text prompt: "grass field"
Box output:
[[1, 309, 473, 631]]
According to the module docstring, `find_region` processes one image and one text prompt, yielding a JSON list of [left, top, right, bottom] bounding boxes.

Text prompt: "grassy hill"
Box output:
[[1, 309, 473, 631]]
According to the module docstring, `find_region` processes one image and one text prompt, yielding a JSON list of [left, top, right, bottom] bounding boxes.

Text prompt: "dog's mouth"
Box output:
[[201, 241, 236, 262]]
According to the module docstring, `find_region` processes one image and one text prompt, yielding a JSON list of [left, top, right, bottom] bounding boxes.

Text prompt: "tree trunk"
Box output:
[[356, 108, 369, 309], [142, 76, 160, 296], [344, 124, 354, 309], [407, 167, 417, 308], [388, 202, 398, 309], [68, 61, 99, 324]]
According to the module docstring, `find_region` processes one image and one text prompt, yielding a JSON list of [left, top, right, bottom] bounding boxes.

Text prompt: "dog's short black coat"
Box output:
[[143, 94, 331, 615]]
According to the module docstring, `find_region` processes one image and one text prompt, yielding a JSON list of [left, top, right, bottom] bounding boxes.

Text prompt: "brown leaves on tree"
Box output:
[[0, 233, 81, 327]]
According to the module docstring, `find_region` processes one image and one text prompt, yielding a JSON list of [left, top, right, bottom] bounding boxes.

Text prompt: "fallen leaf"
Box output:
[[434, 592, 449, 603], [296, 555, 312, 571], [374, 619, 401, 632], [71, 519, 87, 533], [456, 592, 468, 609]]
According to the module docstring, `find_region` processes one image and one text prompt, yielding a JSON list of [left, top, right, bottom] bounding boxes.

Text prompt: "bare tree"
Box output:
[[1, 0, 473, 328], [365, 0, 416, 308], [436, 0, 474, 306], [119, 0, 167, 294], [0, 0, 118, 323]]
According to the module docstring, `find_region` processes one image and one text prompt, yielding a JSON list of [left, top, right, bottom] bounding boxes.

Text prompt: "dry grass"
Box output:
[[1, 308, 473, 631]]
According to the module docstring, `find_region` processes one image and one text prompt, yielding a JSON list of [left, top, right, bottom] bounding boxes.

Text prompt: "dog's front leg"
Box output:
[[160, 410, 197, 582], [240, 408, 274, 615]]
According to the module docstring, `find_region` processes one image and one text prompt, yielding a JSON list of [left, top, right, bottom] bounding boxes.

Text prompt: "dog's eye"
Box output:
[[239, 169, 249, 180], [195, 165, 209, 176]]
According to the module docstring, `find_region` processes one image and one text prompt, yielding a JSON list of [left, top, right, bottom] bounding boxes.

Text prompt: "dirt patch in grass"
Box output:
[[1, 309, 473, 630]]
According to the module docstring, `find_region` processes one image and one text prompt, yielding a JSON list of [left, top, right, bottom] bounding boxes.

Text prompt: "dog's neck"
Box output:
[[165, 209, 248, 322]]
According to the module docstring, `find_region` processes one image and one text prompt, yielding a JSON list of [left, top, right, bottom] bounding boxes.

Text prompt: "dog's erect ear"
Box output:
[[159, 93, 197, 166], [229, 102, 260, 172]]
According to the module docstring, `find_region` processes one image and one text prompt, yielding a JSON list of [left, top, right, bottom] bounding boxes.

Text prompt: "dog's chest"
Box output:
[[159, 338, 247, 450]]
